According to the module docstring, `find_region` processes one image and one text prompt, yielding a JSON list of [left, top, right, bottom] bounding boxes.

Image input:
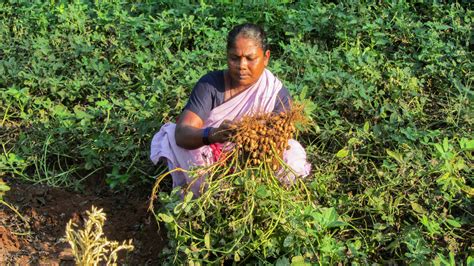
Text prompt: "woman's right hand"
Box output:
[[210, 119, 236, 143]]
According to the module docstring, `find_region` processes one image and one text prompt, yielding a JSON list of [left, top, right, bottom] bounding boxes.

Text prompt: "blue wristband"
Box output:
[[202, 127, 212, 145]]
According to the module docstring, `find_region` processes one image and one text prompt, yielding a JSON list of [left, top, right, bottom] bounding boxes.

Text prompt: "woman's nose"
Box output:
[[239, 58, 248, 69]]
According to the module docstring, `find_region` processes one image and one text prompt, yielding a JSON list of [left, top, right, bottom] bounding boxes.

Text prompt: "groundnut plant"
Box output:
[[231, 107, 301, 171], [149, 105, 347, 264]]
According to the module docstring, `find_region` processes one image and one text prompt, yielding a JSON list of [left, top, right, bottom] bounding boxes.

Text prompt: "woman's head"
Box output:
[[227, 23, 268, 52], [226, 23, 270, 88]]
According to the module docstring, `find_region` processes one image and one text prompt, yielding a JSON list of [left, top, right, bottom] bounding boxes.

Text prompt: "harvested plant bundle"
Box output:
[[230, 104, 306, 170], [150, 165, 316, 264], [148, 104, 346, 264]]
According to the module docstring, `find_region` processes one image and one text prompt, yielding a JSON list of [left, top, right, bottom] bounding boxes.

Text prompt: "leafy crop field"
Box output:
[[1, 1, 472, 264]]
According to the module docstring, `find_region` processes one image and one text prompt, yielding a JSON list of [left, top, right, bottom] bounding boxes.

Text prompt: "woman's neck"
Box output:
[[224, 70, 249, 93]]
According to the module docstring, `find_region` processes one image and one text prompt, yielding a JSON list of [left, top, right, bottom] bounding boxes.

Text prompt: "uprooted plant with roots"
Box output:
[[148, 104, 345, 264], [230, 104, 306, 171]]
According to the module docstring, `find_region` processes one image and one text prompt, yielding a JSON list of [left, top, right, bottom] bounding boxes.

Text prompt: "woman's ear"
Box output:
[[264, 50, 270, 66]]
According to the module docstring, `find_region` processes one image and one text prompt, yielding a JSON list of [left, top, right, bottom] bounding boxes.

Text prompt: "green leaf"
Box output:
[[158, 213, 174, 223], [291, 255, 309, 266], [445, 218, 461, 228], [443, 137, 449, 152], [459, 138, 474, 151], [283, 234, 294, 247], [204, 232, 211, 250], [312, 207, 346, 231], [275, 256, 290, 266], [234, 176, 243, 185], [96, 99, 112, 109], [363, 121, 370, 133], [291, 255, 304, 263], [234, 251, 240, 262], [467, 256, 473, 266], [300, 85, 308, 99], [336, 148, 349, 158], [320, 207, 345, 228], [184, 191, 193, 204], [119, 71, 131, 81], [0, 179, 10, 200], [256, 185, 268, 198], [462, 186, 474, 197], [435, 143, 444, 154], [0, 179, 10, 193], [420, 215, 442, 236], [386, 149, 403, 164], [411, 202, 426, 214]]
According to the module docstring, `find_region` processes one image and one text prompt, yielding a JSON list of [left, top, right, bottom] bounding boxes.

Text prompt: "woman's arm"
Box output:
[[175, 110, 235, 149]]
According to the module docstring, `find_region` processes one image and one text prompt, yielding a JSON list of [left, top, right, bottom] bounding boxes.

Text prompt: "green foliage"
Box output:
[[0, 178, 10, 201], [1, 0, 472, 264], [153, 160, 348, 264]]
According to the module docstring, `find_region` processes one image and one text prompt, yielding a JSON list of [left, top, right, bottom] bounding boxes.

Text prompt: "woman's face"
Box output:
[[227, 36, 270, 88]]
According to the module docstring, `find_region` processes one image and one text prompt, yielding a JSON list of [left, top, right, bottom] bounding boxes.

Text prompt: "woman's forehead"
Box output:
[[228, 37, 263, 55]]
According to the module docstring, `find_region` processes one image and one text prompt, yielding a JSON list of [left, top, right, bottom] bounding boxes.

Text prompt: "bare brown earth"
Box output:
[[0, 177, 167, 265]]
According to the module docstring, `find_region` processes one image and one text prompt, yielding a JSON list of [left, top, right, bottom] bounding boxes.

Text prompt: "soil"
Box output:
[[0, 177, 169, 265]]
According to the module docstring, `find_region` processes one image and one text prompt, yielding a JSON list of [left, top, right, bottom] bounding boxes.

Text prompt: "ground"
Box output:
[[0, 177, 168, 265]]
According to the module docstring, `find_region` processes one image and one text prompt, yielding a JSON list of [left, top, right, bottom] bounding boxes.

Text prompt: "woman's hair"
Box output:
[[227, 23, 268, 52]]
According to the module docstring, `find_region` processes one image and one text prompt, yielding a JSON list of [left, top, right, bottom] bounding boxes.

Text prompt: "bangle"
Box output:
[[202, 127, 212, 145]]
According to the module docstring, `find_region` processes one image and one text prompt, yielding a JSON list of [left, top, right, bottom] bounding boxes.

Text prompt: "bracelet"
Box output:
[[202, 127, 212, 145]]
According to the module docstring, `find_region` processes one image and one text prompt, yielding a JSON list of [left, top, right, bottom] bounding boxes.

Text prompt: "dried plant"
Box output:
[[65, 206, 134, 266]]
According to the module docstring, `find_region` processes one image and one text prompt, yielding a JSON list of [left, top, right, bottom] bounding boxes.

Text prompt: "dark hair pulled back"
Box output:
[[227, 23, 268, 52]]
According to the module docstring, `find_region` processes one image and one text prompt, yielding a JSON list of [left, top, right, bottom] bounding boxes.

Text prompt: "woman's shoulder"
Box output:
[[197, 70, 225, 89], [185, 70, 226, 121]]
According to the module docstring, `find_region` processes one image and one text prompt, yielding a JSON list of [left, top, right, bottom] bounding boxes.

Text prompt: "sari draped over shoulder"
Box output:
[[150, 69, 311, 196]]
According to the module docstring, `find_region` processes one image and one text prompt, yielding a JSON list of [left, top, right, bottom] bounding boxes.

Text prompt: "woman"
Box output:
[[150, 23, 310, 197]]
